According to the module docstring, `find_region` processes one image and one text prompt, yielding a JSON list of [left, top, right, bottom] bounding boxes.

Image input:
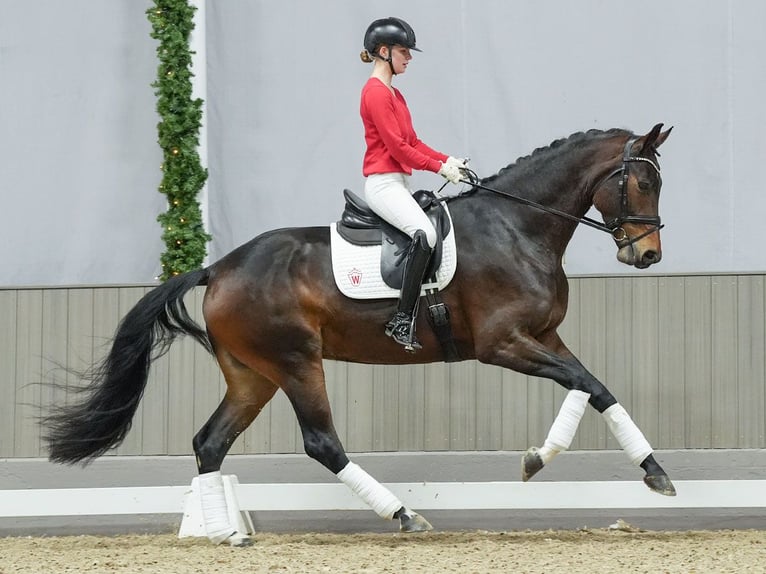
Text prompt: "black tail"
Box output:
[[43, 268, 211, 464]]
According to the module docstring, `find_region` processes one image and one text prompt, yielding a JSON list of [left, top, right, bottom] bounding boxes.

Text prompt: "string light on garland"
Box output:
[[147, 0, 211, 281]]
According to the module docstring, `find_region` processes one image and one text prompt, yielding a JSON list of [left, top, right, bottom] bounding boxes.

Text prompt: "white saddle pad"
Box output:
[[329, 207, 458, 300]]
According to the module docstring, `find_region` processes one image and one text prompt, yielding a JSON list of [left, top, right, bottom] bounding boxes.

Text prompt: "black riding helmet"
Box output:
[[363, 17, 421, 73]]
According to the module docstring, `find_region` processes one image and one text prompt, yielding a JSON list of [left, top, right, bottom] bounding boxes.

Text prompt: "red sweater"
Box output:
[[360, 77, 448, 176]]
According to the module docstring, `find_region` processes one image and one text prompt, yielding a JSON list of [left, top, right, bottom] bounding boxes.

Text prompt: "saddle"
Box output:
[[335, 189, 451, 289]]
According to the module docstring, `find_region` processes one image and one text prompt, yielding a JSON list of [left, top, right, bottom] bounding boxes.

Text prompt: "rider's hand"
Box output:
[[438, 162, 463, 184], [446, 156, 468, 169]]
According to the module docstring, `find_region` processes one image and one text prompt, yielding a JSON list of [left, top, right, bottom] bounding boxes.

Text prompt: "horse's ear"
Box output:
[[654, 125, 673, 149], [639, 123, 673, 153]]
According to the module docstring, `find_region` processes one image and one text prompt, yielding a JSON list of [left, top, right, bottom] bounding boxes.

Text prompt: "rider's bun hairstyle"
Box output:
[[360, 49, 374, 63]]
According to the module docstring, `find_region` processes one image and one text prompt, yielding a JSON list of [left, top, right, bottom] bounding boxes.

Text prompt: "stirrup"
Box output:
[[385, 312, 422, 352]]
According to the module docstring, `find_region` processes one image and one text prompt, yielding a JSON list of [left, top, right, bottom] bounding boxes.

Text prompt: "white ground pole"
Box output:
[[2, 480, 766, 519], [190, 0, 210, 265]]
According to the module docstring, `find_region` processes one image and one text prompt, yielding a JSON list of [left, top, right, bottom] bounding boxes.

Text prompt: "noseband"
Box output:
[[599, 137, 663, 247], [455, 136, 663, 249]]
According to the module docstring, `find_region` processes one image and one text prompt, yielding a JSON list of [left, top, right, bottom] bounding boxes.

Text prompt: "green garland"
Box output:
[[147, 0, 211, 281]]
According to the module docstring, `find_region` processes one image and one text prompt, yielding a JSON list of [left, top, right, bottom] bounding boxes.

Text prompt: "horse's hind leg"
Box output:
[[281, 359, 432, 533], [192, 350, 279, 546]]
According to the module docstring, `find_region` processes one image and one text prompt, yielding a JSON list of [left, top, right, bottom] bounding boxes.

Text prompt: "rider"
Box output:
[[360, 16, 465, 351]]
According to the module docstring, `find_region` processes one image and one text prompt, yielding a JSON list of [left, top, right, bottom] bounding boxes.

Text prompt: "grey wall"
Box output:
[[1, 1, 765, 287], [2, 274, 764, 458]]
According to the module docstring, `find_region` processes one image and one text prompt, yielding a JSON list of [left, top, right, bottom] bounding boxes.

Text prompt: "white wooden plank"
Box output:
[[475, 363, 502, 450], [657, 277, 686, 447], [631, 277, 660, 446], [40, 290, 69, 458], [0, 291, 17, 456], [323, 360, 349, 448], [396, 364, 426, 451], [3, 480, 766, 517], [114, 287, 147, 455], [423, 363, 450, 450], [346, 363, 374, 452], [163, 287, 197, 455], [15, 290, 43, 456], [711, 276, 740, 447], [372, 364, 399, 451], [575, 278, 608, 450], [604, 277, 633, 451], [67, 288, 94, 374], [448, 361, 476, 450], [684, 277, 712, 448], [500, 369, 530, 451], [736, 276, 765, 447]]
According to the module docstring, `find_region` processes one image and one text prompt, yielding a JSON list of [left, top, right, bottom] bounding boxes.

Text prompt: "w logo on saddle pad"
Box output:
[[330, 189, 457, 300]]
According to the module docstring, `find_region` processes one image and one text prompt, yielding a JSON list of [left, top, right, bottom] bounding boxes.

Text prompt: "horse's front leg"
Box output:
[[476, 332, 676, 496], [522, 389, 674, 495], [520, 388, 590, 480]]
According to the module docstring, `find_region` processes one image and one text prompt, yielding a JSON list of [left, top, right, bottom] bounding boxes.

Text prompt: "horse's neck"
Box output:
[[451, 135, 630, 273], [484, 157, 596, 251]]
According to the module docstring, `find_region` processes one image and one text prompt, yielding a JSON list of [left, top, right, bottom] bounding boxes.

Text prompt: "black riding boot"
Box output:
[[385, 230, 433, 352]]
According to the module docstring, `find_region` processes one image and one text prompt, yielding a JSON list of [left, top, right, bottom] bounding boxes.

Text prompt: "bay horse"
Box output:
[[44, 124, 674, 546]]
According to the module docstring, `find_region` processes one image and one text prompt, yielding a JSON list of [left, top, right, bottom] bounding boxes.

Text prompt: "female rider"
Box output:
[[360, 17, 465, 351]]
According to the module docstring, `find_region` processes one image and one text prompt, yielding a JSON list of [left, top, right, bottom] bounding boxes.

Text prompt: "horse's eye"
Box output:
[[638, 181, 651, 192]]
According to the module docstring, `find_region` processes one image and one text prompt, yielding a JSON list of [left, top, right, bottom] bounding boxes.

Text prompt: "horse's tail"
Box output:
[[44, 268, 212, 465]]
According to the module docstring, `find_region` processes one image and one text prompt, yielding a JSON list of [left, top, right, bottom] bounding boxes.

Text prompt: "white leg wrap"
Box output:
[[538, 390, 590, 464], [602, 403, 653, 466], [198, 471, 235, 544], [337, 462, 403, 520]]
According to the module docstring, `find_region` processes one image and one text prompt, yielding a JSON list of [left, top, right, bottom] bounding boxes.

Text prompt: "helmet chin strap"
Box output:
[[386, 45, 396, 75], [375, 45, 397, 75]]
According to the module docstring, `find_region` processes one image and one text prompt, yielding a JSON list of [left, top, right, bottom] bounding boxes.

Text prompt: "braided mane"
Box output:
[[481, 128, 629, 185]]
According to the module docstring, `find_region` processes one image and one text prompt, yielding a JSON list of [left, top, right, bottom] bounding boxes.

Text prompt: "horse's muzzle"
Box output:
[[617, 244, 662, 268]]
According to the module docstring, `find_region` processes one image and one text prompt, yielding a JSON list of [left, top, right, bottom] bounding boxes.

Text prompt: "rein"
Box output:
[[446, 138, 664, 248]]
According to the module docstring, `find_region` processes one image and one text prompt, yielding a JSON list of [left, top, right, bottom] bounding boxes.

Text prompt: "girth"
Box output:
[[336, 189, 451, 289]]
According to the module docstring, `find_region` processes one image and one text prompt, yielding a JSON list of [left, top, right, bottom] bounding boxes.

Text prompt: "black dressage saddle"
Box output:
[[335, 189, 451, 289]]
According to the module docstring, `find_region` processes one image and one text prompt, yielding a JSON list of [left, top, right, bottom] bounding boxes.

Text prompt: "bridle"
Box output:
[[598, 136, 663, 246], [453, 136, 664, 248]]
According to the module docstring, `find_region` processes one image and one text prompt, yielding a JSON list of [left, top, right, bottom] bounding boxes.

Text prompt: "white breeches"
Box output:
[[364, 173, 437, 248]]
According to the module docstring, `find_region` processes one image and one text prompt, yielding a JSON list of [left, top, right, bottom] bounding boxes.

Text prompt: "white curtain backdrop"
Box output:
[[0, 0, 165, 285], [1, 0, 764, 286]]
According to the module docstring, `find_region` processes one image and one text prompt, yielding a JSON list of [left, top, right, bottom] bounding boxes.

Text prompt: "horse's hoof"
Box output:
[[227, 532, 254, 547], [644, 474, 677, 496], [522, 447, 545, 482], [399, 512, 433, 533]]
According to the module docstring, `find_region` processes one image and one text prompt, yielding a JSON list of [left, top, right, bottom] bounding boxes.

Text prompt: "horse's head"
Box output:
[[592, 124, 672, 269]]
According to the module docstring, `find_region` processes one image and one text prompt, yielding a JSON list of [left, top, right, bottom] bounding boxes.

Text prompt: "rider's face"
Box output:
[[388, 45, 412, 74]]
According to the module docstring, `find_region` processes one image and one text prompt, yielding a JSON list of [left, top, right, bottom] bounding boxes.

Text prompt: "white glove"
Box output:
[[438, 161, 462, 184], [446, 156, 468, 169]]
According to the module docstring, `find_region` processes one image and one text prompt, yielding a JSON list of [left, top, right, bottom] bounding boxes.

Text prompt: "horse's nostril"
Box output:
[[642, 250, 660, 264]]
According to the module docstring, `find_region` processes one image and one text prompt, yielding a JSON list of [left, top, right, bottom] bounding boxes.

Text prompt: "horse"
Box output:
[[44, 123, 674, 546]]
